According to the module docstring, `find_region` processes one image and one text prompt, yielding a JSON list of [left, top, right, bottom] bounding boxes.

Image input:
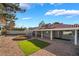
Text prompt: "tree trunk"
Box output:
[[1, 15, 7, 36]]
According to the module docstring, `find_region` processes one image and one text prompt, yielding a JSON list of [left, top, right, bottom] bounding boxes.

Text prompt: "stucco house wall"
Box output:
[[53, 31, 74, 40]]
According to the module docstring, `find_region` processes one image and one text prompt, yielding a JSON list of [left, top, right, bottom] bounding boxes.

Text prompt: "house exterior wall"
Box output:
[[43, 31, 50, 39], [34, 30, 74, 40], [53, 30, 74, 40], [62, 31, 74, 40], [53, 31, 59, 38], [33, 30, 79, 44], [37, 31, 41, 37]]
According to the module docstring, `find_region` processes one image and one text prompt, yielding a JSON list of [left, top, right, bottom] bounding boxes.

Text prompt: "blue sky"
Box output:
[[15, 3, 79, 28]]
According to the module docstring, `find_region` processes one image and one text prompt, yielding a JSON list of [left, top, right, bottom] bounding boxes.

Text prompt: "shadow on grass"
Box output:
[[27, 39, 50, 49]]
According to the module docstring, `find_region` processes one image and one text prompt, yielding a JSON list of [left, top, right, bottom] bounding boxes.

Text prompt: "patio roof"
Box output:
[[30, 23, 79, 46], [40, 23, 79, 29], [31, 23, 79, 31]]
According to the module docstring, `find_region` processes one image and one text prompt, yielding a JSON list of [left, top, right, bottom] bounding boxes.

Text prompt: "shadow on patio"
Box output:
[[33, 38, 79, 56]]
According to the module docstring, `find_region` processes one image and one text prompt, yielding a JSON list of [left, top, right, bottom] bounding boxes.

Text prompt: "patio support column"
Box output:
[[35, 31, 37, 38], [58, 31, 60, 38], [50, 30, 53, 40], [30, 32, 32, 37], [41, 31, 43, 39], [74, 30, 78, 45], [31, 31, 34, 37]]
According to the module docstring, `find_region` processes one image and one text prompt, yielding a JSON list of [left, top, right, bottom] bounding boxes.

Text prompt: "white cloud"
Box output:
[[19, 3, 31, 9], [45, 9, 79, 16], [22, 17, 31, 20], [50, 3, 63, 6], [39, 3, 62, 6]]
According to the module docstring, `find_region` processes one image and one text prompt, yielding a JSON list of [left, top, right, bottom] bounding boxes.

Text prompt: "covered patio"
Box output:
[[30, 27, 79, 45]]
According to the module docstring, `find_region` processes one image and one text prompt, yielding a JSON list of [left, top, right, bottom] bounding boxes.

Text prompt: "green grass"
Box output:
[[17, 39, 49, 56]]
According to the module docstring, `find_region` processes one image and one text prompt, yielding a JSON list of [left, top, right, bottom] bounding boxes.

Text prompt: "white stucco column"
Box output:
[[74, 30, 78, 45], [50, 30, 53, 40], [41, 31, 43, 39], [31, 31, 33, 37], [35, 31, 37, 37], [58, 31, 60, 38]]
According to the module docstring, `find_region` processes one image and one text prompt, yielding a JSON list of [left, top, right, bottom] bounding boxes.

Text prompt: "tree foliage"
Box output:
[[0, 3, 26, 35], [53, 22, 60, 24], [39, 20, 45, 27], [0, 3, 25, 28]]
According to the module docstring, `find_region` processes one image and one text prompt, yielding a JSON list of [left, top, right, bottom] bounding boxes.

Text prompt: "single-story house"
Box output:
[[30, 23, 79, 45]]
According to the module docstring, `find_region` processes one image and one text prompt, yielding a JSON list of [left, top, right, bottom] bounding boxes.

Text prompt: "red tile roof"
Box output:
[[39, 23, 79, 29]]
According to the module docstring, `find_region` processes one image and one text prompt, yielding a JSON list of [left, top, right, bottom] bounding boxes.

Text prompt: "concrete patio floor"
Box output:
[[31, 38, 79, 56]]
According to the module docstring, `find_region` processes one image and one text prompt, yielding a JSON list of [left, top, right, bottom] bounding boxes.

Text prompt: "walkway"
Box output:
[[31, 49, 56, 56], [0, 36, 24, 56]]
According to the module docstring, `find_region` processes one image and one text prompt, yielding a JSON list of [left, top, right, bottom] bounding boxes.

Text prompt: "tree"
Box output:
[[6, 14, 17, 30], [9, 20, 15, 30], [0, 3, 26, 35], [53, 22, 60, 24], [39, 20, 45, 27]]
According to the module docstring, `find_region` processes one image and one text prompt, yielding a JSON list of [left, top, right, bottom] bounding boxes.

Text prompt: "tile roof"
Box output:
[[39, 23, 79, 29]]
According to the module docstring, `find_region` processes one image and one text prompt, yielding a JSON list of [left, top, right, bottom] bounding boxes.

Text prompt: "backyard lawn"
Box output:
[[17, 39, 49, 56]]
